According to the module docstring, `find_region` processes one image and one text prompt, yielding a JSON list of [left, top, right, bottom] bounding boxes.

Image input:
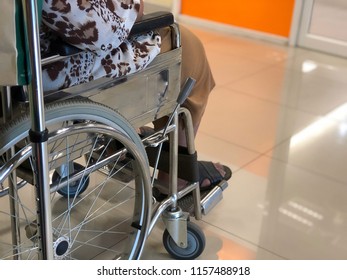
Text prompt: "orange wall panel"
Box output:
[[181, 0, 295, 37]]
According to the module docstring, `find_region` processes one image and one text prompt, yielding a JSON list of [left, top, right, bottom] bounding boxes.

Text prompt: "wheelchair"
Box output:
[[0, 0, 229, 260]]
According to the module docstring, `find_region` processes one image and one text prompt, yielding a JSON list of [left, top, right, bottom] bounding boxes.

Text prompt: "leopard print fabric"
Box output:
[[41, 0, 161, 92]]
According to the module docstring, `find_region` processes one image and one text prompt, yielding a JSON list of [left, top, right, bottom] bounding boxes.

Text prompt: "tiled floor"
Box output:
[[142, 23, 347, 260]]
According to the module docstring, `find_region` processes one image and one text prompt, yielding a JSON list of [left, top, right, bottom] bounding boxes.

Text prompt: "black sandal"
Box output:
[[198, 161, 232, 191]]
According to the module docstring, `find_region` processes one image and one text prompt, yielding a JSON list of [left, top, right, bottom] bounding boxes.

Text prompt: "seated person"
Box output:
[[41, 0, 231, 191]]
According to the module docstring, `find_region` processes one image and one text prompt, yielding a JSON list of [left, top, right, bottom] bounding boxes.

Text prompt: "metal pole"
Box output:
[[179, 107, 202, 220], [169, 112, 179, 209], [1, 86, 23, 258], [22, 0, 53, 259]]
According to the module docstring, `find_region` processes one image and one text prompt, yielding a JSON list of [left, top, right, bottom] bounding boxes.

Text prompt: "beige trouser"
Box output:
[[157, 25, 215, 145]]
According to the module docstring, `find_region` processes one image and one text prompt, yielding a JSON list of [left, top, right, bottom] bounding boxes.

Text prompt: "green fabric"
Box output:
[[15, 0, 43, 85]]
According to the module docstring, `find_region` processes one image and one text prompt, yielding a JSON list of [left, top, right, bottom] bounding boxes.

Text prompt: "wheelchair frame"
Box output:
[[0, 0, 228, 260]]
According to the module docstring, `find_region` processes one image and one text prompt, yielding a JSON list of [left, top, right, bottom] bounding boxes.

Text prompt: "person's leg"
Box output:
[[155, 25, 229, 189], [158, 25, 214, 145]]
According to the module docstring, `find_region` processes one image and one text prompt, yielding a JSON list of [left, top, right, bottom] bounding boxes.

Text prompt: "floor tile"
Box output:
[[204, 51, 272, 86], [140, 18, 347, 260], [142, 219, 284, 260], [194, 132, 261, 172], [201, 162, 270, 246], [267, 117, 347, 184], [251, 156, 347, 259], [228, 64, 347, 117], [199, 86, 321, 153], [187, 25, 290, 64]]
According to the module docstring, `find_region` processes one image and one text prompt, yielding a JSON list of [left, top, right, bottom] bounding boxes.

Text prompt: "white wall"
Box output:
[[145, 0, 172, 8], [144, 0, 181, 17]]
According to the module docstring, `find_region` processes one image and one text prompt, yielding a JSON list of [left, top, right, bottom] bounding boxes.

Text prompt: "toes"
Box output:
[[214, 162, 226, 177], [200, 178, 211, 188]]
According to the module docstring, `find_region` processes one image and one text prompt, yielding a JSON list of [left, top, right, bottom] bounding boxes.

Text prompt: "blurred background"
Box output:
[[142, 0, 347, 260]]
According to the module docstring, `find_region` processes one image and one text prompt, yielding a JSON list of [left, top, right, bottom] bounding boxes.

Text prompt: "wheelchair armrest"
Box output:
[[130, 11, 174, 36]]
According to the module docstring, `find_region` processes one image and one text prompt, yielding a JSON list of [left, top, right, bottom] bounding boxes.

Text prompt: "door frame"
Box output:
[[289, 0, 304, 46], [172, 0, 181, 17], [289, 0, 347, 57]]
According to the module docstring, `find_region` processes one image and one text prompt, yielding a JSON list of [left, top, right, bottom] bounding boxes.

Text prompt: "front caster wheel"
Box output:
[[163, 221, 206, 260], [52, 162, 90, 198]]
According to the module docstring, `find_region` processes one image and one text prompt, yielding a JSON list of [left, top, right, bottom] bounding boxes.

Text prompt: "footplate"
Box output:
[[178, 180, 229, 216]]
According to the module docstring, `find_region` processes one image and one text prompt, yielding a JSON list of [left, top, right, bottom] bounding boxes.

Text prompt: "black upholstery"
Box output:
[[130, 11, 174, 36]]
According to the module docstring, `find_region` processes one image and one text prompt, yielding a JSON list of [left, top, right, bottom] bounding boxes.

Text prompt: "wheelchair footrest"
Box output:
[[178, 180, 229, 216], [152, 180, 229, 216]]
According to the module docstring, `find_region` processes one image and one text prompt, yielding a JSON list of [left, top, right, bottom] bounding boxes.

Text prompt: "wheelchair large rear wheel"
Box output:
[[0, 99, 151, 260]]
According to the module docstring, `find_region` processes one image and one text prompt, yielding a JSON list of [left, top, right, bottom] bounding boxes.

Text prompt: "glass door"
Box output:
[[297, 0, 347, 58]]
